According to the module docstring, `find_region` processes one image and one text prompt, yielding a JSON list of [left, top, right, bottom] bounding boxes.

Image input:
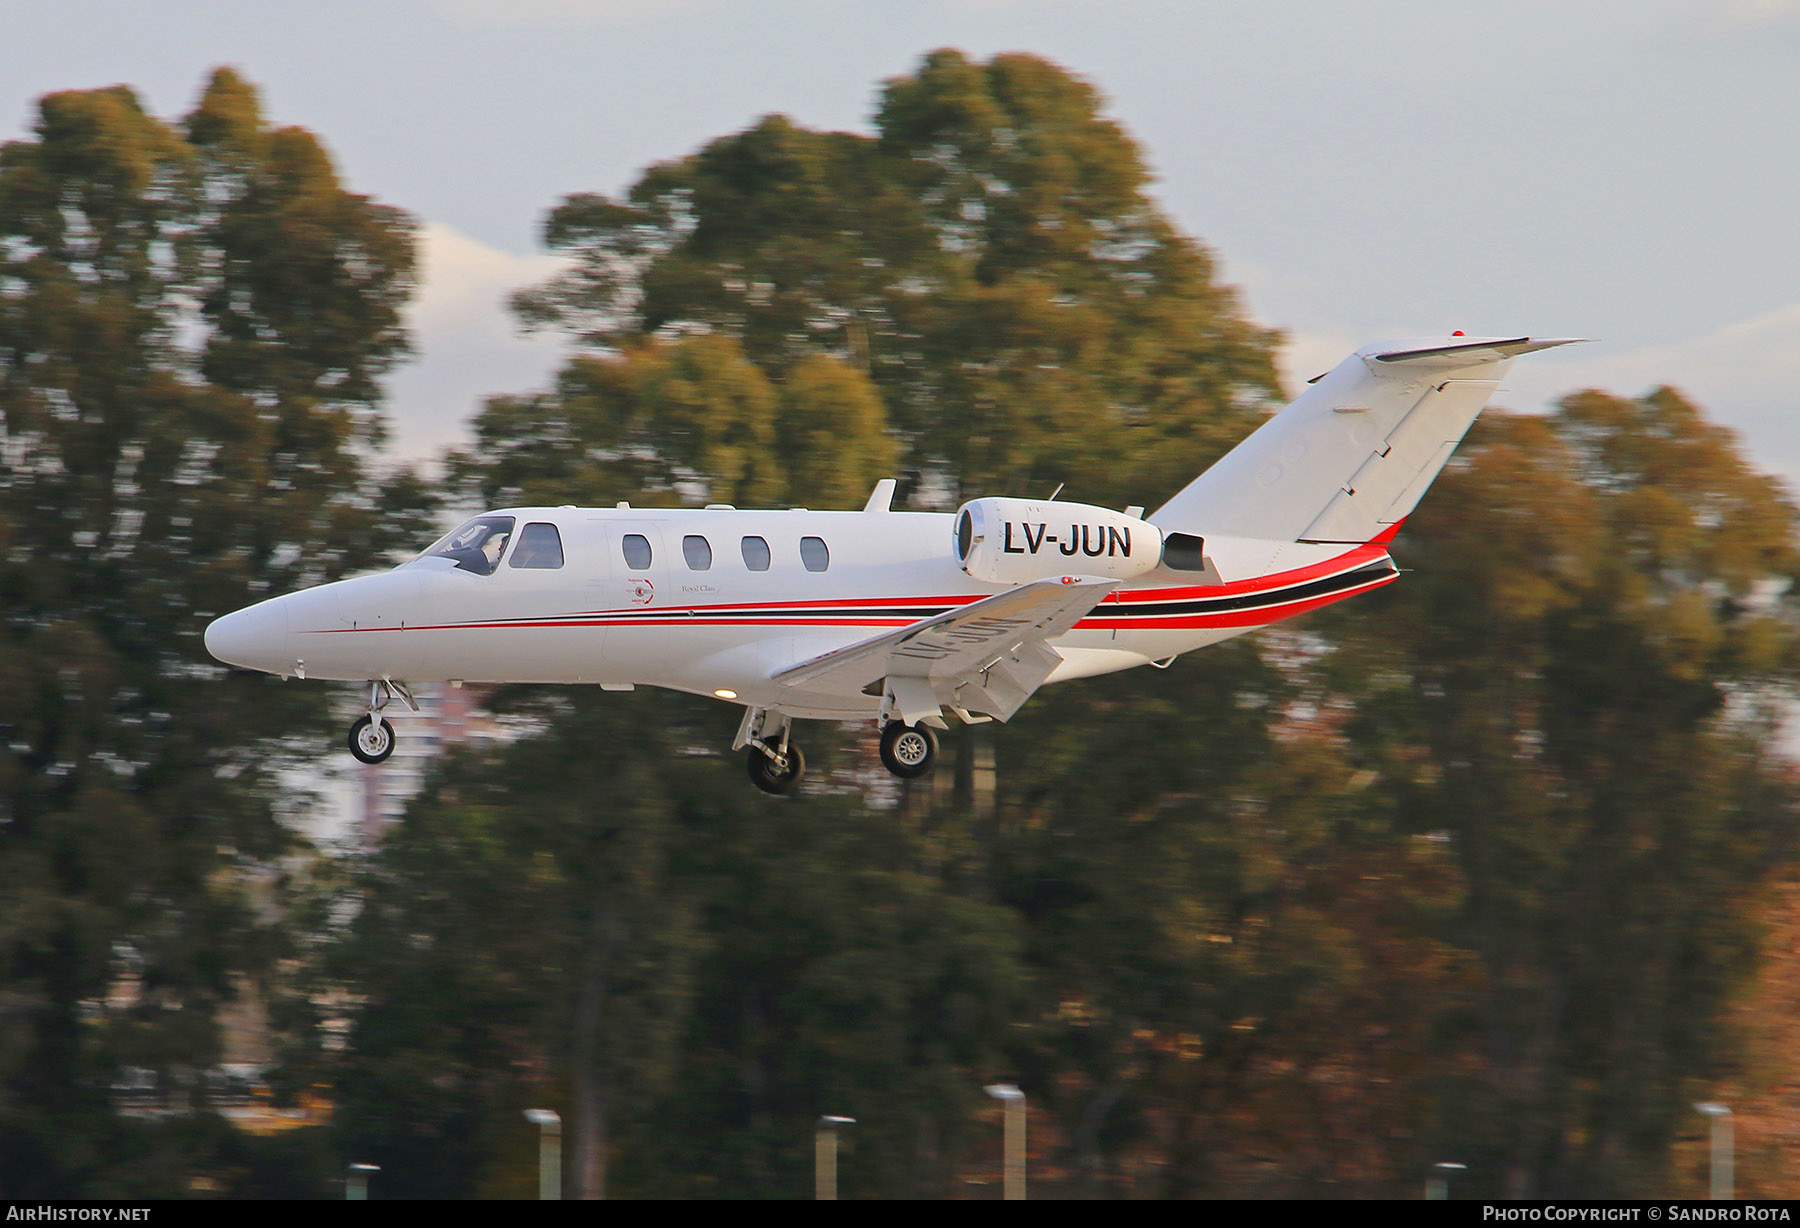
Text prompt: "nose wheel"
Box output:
[[879, 722, 938, 779], [349, 714, 395, 764], [347, 678, 415, 765]]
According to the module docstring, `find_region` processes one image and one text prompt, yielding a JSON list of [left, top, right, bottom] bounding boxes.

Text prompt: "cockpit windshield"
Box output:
[[419, 515, 515, 576]]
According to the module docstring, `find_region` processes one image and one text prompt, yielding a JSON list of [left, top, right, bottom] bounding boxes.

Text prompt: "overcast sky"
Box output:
[[6, 0, 1798, 488]]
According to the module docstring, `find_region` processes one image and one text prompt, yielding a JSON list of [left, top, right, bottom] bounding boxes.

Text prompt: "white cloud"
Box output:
[[406, 221, 567, 335], [382, 222, 571, 466]]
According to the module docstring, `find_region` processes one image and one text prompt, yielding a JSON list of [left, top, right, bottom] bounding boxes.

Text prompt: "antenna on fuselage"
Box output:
[[862, 479, 897, 514], [1048, 482, 1065, 501]]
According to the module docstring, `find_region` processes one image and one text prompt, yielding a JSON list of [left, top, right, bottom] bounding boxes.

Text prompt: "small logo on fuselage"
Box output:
[[626, 578, 655, 605]]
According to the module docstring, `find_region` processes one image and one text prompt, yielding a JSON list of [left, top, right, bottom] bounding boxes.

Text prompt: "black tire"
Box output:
[[747, 743, 805, 795], [349, 714, 396, 765], [879, 722, 938, 779]]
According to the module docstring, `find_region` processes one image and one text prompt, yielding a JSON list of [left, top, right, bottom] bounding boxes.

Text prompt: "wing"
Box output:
[[771, 575, 1121, 724]]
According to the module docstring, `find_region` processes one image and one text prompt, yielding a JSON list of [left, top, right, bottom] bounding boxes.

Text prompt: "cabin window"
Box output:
[[741, 536, 770, 571], [683, 534, 713, 571], [1162, 532, 1210, 571], [509, 522, 565, 569], [422, 515, 515, 576], [622, 533, 652, 569], [800, 536, 830, 572]]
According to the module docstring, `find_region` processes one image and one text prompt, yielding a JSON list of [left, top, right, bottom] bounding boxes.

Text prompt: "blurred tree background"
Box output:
[[3, 53, 1796, 1199], [0, 69, 429, 1196]]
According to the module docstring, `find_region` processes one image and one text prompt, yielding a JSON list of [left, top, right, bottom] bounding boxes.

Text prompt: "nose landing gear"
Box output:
[[347, 679, 417, 766], [349, 714, 395, 764]]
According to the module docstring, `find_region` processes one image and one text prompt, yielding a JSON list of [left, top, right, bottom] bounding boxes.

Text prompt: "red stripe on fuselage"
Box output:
[[299, 541, 1395, 636], [1107, 541, 1391, 604]]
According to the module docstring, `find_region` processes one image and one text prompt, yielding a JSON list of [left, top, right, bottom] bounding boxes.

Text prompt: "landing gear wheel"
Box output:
[[349, 715, 396, 765], [879, 722, 938, 779], [747, 742, 805, 795]]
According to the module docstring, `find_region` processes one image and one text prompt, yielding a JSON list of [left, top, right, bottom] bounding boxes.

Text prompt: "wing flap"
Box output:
[[771, 576, 1120, 720]]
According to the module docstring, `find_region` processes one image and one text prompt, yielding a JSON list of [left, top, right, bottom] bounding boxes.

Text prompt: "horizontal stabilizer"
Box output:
[[1373, 337, 1587, 366]]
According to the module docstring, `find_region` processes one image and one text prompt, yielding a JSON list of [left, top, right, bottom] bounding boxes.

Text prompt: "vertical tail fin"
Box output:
[[1150, 336, 1583, 544]]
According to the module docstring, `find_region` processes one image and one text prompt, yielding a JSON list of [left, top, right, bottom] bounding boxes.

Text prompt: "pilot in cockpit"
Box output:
[[425, 516, 515, 576]]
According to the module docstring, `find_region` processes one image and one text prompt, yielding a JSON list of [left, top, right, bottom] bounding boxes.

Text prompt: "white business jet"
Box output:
[[205, 335, 1578, 793]]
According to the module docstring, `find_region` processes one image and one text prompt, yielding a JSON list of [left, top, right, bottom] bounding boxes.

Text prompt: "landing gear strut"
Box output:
[[737, 707, 806, 796], [348, 679, 416, 766], [879, 721, 938, 779]]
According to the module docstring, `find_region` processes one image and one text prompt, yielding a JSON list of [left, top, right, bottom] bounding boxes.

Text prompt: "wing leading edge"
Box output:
[[771, 575, 1122, 725]]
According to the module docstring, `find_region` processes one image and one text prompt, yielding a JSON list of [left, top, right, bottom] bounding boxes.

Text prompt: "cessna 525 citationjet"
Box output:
[[205, 335, 1578, 793]]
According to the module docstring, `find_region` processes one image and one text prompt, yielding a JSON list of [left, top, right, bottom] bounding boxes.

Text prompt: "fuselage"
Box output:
[[204, 503, 1399, 720]]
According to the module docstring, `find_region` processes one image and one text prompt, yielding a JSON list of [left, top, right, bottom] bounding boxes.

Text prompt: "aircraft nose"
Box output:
[[204, 600, 290, 673]]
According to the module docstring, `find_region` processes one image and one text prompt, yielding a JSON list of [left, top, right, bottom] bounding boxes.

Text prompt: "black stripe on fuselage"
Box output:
[[1092, 560, 1398, 619]]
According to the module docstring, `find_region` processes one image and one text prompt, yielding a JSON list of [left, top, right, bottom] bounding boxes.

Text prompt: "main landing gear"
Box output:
[[738, 707, 805, 795], [747, 741, 806, 794], [735, 706, 942, 794], [348, 679, 417, 765], [879, 721, 938, 779]]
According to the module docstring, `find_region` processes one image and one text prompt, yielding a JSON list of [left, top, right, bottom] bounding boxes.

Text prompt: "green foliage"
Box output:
[[320, 692, 1027, 1198], [502, 48, 1280, 510], [0, 69, 421, 1194], [454, 337, 895, 510], [1328, 398, 1799, 1197]]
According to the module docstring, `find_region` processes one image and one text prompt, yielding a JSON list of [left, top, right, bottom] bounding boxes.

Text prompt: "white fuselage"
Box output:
[[205, 504, 1399, 721]]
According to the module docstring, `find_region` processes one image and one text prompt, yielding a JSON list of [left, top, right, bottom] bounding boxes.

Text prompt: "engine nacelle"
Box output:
[[953, 497, 1164, 585]]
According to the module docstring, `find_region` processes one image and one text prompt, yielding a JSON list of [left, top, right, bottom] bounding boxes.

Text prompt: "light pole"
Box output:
[[985, 1083, 1026, 1201], [346, 1162, 379, 1200], [1695, 1102, 1733, 1200], [815, 1115, 854, 1200], [525, 1108, 562, 1200], [1425, 1161, 1466, 1200]]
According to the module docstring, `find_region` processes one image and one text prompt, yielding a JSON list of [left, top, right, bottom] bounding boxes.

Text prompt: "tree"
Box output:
[[1326, 396, 1799, 1197], [324, 705, 702, 1200], [0, 69, 420, 1194], [321, 690, 1028, 1199], [506, 49, 1281, 510]]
